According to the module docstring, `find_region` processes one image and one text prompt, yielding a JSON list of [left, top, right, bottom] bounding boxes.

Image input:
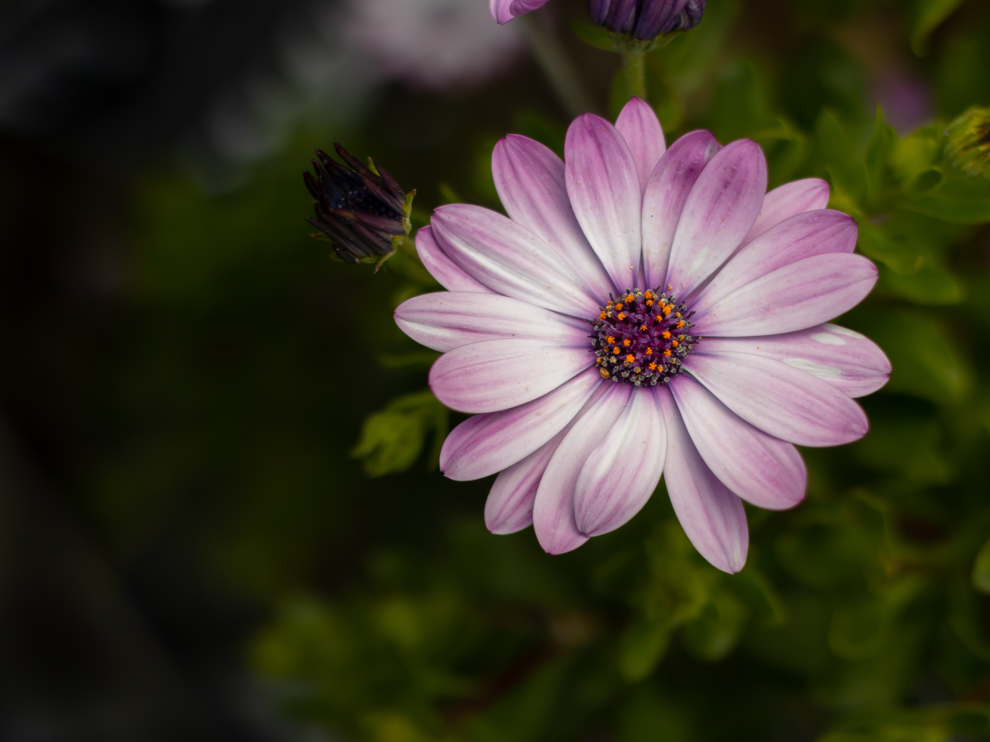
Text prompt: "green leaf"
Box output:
[[351, 391, 449, 476]]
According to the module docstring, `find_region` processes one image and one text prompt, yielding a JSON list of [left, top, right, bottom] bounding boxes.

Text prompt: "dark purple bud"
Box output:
[[585, 0, 705, 41], [587, 0, 610, 24], [303, 143, 412, 265]]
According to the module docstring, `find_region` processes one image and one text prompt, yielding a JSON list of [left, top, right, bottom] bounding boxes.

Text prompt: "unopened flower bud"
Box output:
[[304, 144, 415, 269], [946, 107, 990, 178], [586, 0, 705, 42]]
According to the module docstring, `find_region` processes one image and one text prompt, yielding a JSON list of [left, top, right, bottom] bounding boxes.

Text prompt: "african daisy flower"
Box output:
[[394, 99, 889, 573]]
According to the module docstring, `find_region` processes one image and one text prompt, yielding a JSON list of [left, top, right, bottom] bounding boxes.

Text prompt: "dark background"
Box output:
[[1, 0, 990, 740]]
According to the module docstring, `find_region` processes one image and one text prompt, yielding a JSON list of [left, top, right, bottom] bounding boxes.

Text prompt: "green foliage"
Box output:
[[352, 391, 448, 477]]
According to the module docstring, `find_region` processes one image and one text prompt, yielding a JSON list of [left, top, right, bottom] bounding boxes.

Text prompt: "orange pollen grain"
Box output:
[[607, 335, 616, 344], [646, 300, 654, 307], [623, 339, 632, 347], [645, 348, 653, 356], [645, 291, 653, 299], [617, 313, 626, 321], [615, 303, 624, 311], [625, 294, 634, 303], [663, 349, 672, 357], [648, 362, 657, 371], [626, 354, 636, 363], [663, 304, 673, 315], [600, 312, 607, 320], [640, 324, 648, 332], [662, 331, 671, 339], [676, 321, 684, 329], [672, 340, 679, 348], [613, 347, 621, 355]]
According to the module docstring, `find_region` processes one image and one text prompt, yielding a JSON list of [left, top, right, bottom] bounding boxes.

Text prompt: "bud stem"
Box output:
[[622, 47, 647, 102]]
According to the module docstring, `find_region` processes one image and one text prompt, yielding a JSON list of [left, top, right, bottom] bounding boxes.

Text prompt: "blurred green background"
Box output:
[[1, 0, 990, 739]]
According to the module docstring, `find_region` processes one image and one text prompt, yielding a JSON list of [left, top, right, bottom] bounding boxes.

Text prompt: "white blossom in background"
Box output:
[[348, 0, 524, 90]]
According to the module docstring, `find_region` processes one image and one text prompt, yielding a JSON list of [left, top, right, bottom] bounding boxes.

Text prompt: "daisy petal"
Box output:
[[684, 351, 869, 447], [432, 204, 599, 318], [693, 253, 878, 337], [491, 0, 551, 23], [485, 379, 611, 534], [671, 375, 806, 510], [665, 139, 768, 298], [485, 438, 556, 534], [615, 97, 667, 195], [416, 225, 493, 294], [657, 390, 748, 574], [534, 383, 632, 554], [493, 135, 615, 298], [642, 130, 721, 289], [691, 210, 858, 316], [573, 387, 665, 536], [429, 339, 593, 414], [395, 292, 589, 352], [565, 113, 643, 291], [441, 368, 603, 481], [741, 178, 830, 247], [700, 324, 890, 398]]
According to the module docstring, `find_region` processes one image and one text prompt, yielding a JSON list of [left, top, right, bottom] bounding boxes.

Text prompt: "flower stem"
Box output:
[[520, 14, 595, 117], [623, 47, 647, 102]]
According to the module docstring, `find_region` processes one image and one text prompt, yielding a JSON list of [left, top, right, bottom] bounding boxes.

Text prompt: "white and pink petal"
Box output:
[[395, 292, 588, 353], [573, 387, 665, 536], [565, 114, 644, 291], [740, 178, 830, 247], [429, 339, 592, 414], [614, 97, 667, 196], [700, 325, 890, 398], [664, 139, 768, 298], [691, 209, 858, 316], [491, 0, 551, 24], [692, 253, 878, 338], [657, 390, 749, 574], [533, 383, 632, 554], [684, 351, 869, 447], [441, 368, 603, 481], [492, 135, 615, 299], [432, 204, 600, 318], [641, 130, 722, 289], [671, 375, 806, 511], [415, 225, 493, 294]]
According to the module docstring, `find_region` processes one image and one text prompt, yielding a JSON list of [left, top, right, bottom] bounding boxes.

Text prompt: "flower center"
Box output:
[[590, 287, 696, 386]]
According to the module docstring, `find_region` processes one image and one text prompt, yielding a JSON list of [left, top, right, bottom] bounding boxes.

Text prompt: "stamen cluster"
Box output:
[[590, 287, 696, 386]]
